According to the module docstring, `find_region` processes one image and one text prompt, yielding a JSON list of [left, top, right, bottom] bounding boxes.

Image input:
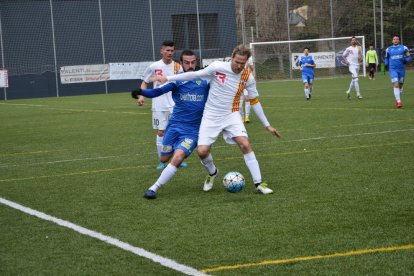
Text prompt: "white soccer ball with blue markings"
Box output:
[[223, 171, 245, 193]]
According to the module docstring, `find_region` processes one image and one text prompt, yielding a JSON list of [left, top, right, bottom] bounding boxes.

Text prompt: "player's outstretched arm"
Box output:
[[249, 98, 281, 138], [131, 83, 176, 99]]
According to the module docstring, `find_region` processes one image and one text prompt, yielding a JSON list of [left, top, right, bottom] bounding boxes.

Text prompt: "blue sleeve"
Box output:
[[141, 82, 177, 98], [406, 55, 412, 63], [384, 49, 389, 66]]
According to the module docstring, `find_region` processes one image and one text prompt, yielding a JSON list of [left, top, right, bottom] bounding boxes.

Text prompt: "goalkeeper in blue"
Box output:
[[384, 34, 412, 108], [131, 50, 209, 199], [299, 47, 316, 101]]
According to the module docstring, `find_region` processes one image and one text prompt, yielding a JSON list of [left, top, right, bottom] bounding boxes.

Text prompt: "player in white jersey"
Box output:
[[136, 40, 187, 170], [240, 56, 256, 123], [154, 44, 281, 195], [342, 36, 363, 100]]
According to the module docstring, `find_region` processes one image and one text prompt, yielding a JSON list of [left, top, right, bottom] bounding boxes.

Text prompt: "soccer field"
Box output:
[[1, 71, 413, 275]]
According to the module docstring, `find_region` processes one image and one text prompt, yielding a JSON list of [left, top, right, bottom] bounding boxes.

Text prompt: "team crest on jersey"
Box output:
[[215, 72, 226, 84], [196, 80, 202, 85], [155, 69, 163, 76]]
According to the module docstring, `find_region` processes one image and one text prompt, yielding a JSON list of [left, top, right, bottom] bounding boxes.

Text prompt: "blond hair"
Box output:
[[232, 44, 251, 59]]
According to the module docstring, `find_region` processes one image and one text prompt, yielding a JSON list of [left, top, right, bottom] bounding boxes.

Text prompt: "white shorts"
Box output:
[[152, 111, 171, 130], [348, 65, 360, 78], [198, 112, 248, 146]]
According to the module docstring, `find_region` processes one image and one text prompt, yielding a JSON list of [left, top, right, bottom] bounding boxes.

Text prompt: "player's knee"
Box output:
[[157, 130, 165, 137], [197, 146, 210, 159], [237, 140, 252, 154], [160, 154, 172, 164], [170, 155, 185, 168]]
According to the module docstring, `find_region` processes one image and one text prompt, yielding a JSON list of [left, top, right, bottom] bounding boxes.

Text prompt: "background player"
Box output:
[[342, 36, 363, 100], [384, 34, 412, 108], [365, 44, 378, 80], [240, 55, 256, 123], [299, 47, 316, 101], [136, 40, 187, 170], [132, 50, 209, 199]]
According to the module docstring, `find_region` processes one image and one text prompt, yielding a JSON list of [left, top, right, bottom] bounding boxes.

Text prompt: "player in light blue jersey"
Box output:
[[299, 47, 316, 100], [132, 50, 209, 199], [384, 34, 412, 108]]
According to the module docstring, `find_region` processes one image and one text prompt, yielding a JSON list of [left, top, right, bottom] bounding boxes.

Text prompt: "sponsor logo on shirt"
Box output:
[[180, 93, 205, 102], [215, 72, 226, 84], [155, 69, 163, 76]]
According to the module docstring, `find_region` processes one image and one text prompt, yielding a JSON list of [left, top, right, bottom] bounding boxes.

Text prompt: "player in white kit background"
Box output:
[[154, 44, 281, 195], [240, 55, 256, 123], [136, 40, 187, 170], [342, 36, 363, 100]]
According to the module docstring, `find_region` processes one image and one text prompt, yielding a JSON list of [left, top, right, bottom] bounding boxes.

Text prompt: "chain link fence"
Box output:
[[0, 0, 412, 99]]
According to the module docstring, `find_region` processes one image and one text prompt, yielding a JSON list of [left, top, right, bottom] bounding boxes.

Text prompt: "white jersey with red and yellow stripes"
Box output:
[[142, 59, 182, 111], [171, 60, 258, 118]]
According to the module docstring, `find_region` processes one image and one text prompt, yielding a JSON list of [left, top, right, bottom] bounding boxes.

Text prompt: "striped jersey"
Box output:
[[168, 60, 258, 118]]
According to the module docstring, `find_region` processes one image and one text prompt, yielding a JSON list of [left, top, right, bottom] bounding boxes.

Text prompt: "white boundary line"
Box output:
[[0, 197, 208, 276]]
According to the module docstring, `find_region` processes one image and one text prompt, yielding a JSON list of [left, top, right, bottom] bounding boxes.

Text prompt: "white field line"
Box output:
[[0, 103, 48, 107], [0, 197, 209, 276], [278, 128, 414, 144], [1, 128, 413, 169], [214, 128, 414, 148]]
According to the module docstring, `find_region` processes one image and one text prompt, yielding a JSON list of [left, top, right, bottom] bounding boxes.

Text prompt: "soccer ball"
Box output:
[[223, 171, 245, 193]]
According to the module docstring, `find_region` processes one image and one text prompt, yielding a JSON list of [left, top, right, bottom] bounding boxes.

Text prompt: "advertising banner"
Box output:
[[60, 64, 109, 84], [109, 62, 152, 80], [0, 69, 8, 88], [292, 52, 336, 69]]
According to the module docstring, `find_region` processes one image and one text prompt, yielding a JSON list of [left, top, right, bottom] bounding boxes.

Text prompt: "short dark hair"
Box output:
[[162, 40, 174, 47], [303, 47, 310, 51], [180, 50, 196, 62], [392, 34, 400, 40]]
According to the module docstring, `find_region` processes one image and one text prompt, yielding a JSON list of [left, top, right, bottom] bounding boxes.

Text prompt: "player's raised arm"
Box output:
[[131, 82, 177, 99]]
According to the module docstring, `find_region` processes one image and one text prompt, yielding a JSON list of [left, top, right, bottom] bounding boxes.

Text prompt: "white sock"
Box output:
[[348, 80, 354, 93], [244, 151, 261, 184], [245, 102, 251, 118], [156, 135, 163, 160], [394, 87, 401, 102], [149, 164, 178, 192], [304, 88, 309, 98], [200, 153, 217, 175], [354, 80, 360, 95]]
